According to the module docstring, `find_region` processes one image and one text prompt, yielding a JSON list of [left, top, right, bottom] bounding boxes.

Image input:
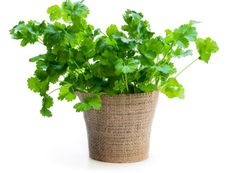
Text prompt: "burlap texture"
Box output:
[[78, 91, 159, 163]]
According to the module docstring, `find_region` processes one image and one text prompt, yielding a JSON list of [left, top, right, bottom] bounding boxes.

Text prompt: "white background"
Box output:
[[0, 0, 230, 172]]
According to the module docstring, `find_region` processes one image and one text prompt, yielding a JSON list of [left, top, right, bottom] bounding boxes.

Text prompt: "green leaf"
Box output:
[[106, 24, 119, 36], [105, 37, 118, 48], [47, 5, 62, 21], [40, 107, 52, 117], [27, 77, 49, 95], [43, 24, 66, 48], [115, 58, 139, 74], [196, 37, 219, 63], [172, 22, 198, 48], [113, 80, 126, 93], [73, 95, 101, 112], [94, 28, 102, 36], [175, 23, 197, 41], [165, 29, 174, 43], [40, 95, 53, 117], [73, 102, 91, 112], [27, 77, 41, 93], [122, 9, 153, 39], [43, 95, 53, 108], [173, 48, 193, 58], [72, 1, 89, 18], [161, 78, 184, 99], [156, 64, 173, 74], [10, 20, 45, 46], [80, 38, 96, 58], [46, 63, 67, 84], [39, 79, 49, 96], [139, 38, 164, 63], [35, 68, 48, 81], [61, 0, 73, 22], [58, 84, 76, 101], [114, 59, 125, 74], [29, 54, 46, 62], [137, 83, 156, 92], [88, 95, 101, 110]]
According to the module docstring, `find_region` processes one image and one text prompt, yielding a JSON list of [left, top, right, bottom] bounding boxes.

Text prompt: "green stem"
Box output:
[[38, 40, 43, 44], [175, 58, 199, 78], [155, 78, 160, 88], [48, 88, 60, 95], [124, 74, 129, 92], [121, 75, 125, 93], [73, 61, 87, 79], [162, 42, 175, 62], [38, 37, 43, 44]]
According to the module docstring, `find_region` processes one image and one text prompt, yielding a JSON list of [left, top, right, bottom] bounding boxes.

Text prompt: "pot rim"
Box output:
[[77, 90, 159, 98]]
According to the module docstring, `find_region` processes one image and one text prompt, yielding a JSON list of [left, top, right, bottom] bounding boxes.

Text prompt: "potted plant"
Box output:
[[10, 0, 218, 163]]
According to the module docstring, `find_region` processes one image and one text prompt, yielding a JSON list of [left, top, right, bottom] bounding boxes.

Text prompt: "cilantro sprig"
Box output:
[[10, 0, 219, 117]]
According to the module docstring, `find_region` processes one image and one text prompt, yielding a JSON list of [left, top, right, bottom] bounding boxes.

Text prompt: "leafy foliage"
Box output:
[[161, 78, 185, 99], [40, 95, 53, 117], [58, 84, 76, 101], [10, 0, 219, 117], [196, 37, 219, 63], [74, 95, 101, 112]]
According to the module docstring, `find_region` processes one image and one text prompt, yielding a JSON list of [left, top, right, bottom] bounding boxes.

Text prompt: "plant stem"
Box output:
[[73, 61, 87, 79], [48, 88, 60, 95], [155, 78, 160, 88], [162, 42, 175, 62], [124, 74, 129, 92], [175, 58, 199, 78], [38, 40, 43, 44], [38, 37, 43, 44]]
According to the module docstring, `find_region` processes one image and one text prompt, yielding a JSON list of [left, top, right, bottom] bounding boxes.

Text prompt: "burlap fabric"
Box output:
[[78, 91, 159, 163]]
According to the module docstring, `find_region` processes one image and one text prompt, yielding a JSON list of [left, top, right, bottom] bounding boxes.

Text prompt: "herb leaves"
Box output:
[[10, 0, 219, 116]]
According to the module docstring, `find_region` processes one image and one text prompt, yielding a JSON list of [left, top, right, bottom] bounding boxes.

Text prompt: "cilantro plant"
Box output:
[[10, 0, 219, 117]]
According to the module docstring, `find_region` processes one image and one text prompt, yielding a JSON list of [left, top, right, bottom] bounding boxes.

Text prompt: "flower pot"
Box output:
[[78, 91, 159, 163]]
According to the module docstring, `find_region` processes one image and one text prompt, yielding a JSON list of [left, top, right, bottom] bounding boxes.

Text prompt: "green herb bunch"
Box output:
[[10, 0, 219, 117]]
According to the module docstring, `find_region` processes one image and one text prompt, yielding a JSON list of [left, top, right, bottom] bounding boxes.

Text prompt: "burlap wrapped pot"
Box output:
[[78, 91, 159, 163]]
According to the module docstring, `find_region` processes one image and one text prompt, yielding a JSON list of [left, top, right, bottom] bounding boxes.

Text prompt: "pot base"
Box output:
[[89, 154, 148, 163]]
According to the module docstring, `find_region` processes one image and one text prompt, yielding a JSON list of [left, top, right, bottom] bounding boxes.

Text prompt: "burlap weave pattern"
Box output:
[[78, 91, 159, 163]]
